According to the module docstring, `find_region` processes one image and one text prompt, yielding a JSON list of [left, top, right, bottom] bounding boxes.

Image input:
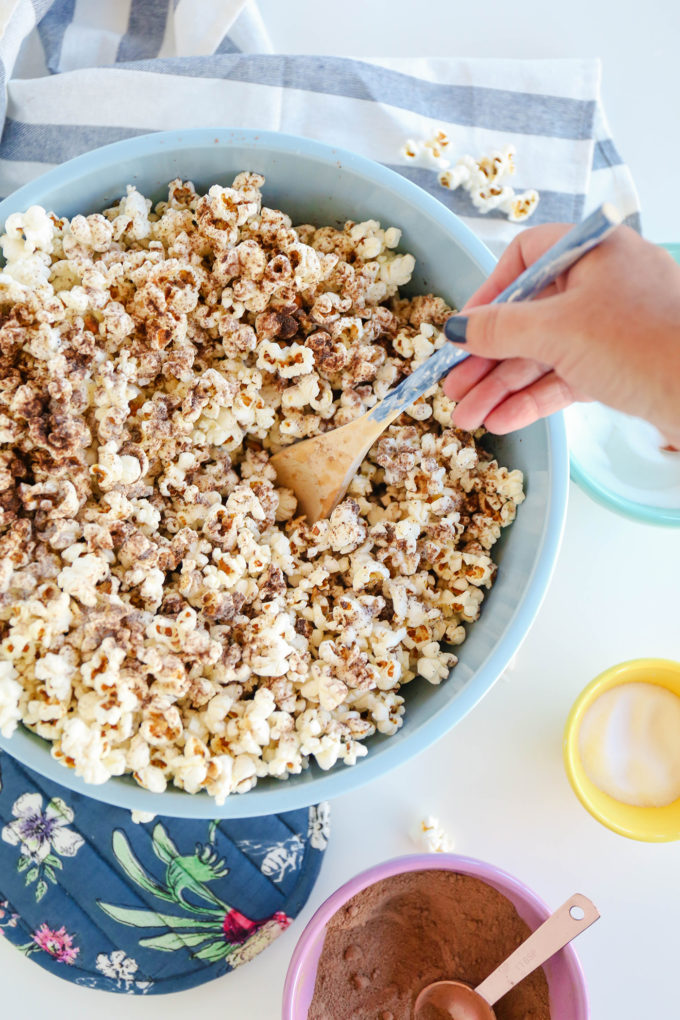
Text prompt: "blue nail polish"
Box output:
[[444, 315, 468, 343]]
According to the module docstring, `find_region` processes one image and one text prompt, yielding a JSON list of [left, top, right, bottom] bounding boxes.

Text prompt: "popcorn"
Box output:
[[414, 815, 455, 853], [459, 145, 516, 191], [68, 213, 114, 252], [348, 220, 402, 260], [1, 206, 54, 259], [58, 718, 124, 785], [417, 642, 457, 684], [401, 139, 421, 161], [108, 186, 152, 240], [92, 442, 144, 490], [401, 135, 450, 170], [403, 132, 537, 223], [257, 341, 315, 379], [501, 189, 540, 223], [130, 810, 156, 825], [34, 651, 75, 702], [438, 165, 471, 191], [281, 374, 320, 409], [243, 611, 297, 678], [0, 173, 523, 801], [326, 500, 367, 554], [378, 252, 416, 289], [57, 550, 109, 607], [470, 185, 515, 214], [351, 554, 390, 589]]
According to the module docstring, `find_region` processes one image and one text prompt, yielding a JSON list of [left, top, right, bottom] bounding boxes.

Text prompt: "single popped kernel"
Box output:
[[470, 184, 515, 214], [401, 139, 420, 160], [438, 165, 471, 191], [501, 188, 540, 222], [414, 815, 455, 853], [130, 809, 156, 825]]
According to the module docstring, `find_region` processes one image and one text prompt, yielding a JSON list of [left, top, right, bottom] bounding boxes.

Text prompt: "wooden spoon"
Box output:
[[271, 204, 622, 522], [414, 894, 600, 1020]]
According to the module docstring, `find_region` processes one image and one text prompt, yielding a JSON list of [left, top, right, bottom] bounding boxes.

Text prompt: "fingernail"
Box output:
[[444, 315, 468, 343]]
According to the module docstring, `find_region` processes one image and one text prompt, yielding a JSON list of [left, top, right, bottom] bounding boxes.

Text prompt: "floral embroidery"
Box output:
[[227, 914, 291, 969], [236, 833, 305, 882], [307, 802, 330, 850], [95, 950, 153, 993], [99, 821, 290, 965], [0, 752, 325, 992], [19, 923, 79, 963], [75, 974, 154, 995], [0, 898, 18, 934], [1, 793, 84, 901]]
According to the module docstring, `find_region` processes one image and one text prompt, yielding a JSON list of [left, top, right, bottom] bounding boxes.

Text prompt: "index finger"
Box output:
[[462, 222, 574, 310]]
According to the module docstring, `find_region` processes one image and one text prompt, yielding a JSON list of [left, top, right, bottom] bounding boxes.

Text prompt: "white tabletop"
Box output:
[[3, 3, 680, 1018]]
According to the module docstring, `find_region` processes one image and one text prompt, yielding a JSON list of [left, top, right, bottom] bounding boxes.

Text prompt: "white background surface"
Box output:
[[2, 2, 680, 1018]]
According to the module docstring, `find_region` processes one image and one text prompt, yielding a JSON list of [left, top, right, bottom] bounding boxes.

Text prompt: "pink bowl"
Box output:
[[282, 853, 589, 1019]]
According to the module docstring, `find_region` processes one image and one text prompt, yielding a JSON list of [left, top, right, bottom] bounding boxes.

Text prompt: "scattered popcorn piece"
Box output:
[[404, 132, 537, 223], [500, 188, 540, 223], [130, 810, 157, 825], [414, 815, 455, 853], [438, 165, 471, 191], [401, 133, 450, 170], [477, 144, 516, 185], [401, 139, 421, 161]]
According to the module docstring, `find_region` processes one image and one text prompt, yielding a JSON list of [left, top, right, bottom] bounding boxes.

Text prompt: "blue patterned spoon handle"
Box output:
[[368, 203, 622, 425]]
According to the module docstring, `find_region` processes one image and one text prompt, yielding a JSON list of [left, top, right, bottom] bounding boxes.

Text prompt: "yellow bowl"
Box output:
[[563, 658, 680, 842]]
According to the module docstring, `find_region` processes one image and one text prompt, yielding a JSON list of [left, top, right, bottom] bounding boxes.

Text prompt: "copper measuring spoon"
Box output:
[[414, 894, 599, 1020]]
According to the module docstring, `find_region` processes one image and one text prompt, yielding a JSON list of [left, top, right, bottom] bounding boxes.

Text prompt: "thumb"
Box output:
[[444, 296, 567, 363]]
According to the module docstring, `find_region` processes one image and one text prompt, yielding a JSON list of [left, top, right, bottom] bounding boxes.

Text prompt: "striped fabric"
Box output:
[[0, 1, 639, 255]]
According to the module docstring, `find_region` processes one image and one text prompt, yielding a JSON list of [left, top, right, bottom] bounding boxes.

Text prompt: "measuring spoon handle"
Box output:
[[475, 894, 600, 1007]]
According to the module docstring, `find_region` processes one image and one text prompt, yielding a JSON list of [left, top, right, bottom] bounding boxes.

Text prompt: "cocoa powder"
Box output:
[[308, 870, 551, 1020]]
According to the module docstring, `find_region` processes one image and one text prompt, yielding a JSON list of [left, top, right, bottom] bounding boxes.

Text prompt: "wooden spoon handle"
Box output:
[[367, 202, 622, 428], [475, 894, 600, 1007]]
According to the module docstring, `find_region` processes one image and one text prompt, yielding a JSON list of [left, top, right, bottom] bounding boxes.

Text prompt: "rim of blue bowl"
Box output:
[[568, 243, 680, 528], [0, 128, 570, 816], [569, 454, 680, 527]]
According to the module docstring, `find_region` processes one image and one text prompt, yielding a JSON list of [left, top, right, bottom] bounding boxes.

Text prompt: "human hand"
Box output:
[[443, 224, 680, 443]]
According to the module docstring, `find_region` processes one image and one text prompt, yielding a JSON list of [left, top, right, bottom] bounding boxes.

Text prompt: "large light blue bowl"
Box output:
[[0, 129, 569, 817]]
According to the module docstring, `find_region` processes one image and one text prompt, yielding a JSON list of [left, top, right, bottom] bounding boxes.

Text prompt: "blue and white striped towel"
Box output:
[[0, 0, 640, 256]]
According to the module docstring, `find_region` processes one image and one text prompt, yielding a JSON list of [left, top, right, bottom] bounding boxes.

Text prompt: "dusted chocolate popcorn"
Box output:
[[0, 174, 523, 801]]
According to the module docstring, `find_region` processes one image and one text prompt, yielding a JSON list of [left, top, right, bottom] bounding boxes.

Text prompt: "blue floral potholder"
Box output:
[[0, 750, 328, 994]]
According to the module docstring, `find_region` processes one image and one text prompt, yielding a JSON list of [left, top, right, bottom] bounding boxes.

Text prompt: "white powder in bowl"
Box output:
[[579, 682, 680, 807]]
